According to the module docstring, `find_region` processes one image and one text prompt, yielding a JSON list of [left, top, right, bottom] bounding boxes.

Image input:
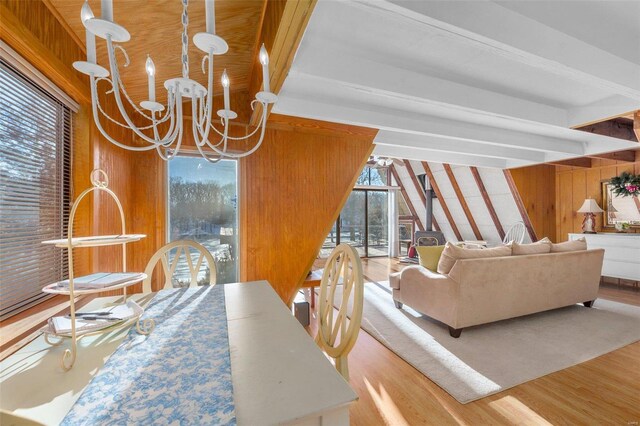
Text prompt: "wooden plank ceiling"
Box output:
[[47, 0, 265, 103]]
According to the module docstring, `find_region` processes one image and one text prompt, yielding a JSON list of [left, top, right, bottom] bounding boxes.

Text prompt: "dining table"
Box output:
[[0, 281, 357, 425]]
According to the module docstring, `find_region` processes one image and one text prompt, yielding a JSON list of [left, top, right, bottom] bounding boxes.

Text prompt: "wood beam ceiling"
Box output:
[[389, 165, 424, 232], [470, 167, 505, 240], [577, 118, 638, 142], [267, 113, 377, 138], [421, 162, 462, 241], [503, 170, 538, 242], [248, 0, 317, 126], [401, 160, 440, 232], [587, 150, 638, 162], [549, 158, 593, 168], [443, 164, 483, 241], [635, 111, 640, 142]]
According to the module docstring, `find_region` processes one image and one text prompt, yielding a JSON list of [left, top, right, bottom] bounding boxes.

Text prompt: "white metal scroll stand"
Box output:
[[41, 169, 155, 371]]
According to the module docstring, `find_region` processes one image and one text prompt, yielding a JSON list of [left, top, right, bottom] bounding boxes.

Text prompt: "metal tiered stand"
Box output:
[[41, 169, 154, 370]]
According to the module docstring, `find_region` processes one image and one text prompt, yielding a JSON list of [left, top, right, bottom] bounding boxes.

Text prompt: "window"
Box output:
[[321, 166, 392, 258], [168, 157, 238, 284], [356, 167, 389, 186], [0, 60, 72, 319]]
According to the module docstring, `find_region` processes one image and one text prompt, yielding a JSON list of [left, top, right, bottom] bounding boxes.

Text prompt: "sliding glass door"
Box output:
[[339, 191, 366, 256], [367, 190, 388, 256], [324, 189, 389, 258]]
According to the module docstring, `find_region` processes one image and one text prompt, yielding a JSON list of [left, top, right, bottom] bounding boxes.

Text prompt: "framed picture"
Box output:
[[602, 180, 640, 228]]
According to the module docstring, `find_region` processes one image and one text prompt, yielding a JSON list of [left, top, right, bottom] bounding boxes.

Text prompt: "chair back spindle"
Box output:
[[503, 222, 526, 244], [143, 240, 217, 293]]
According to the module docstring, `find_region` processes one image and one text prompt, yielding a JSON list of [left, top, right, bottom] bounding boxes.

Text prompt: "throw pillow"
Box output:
[[415, 245, 446, 272], [550, 237, 587, 253], [437, 242, 512, 275], [512, 237, 552, 255]]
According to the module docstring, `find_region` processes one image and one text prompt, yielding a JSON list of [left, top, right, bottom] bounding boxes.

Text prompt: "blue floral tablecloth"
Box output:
[[62, 286, 236, 426]]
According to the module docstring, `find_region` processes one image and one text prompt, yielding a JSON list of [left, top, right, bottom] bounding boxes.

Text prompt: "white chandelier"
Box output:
[[72, 0, 277, 162]]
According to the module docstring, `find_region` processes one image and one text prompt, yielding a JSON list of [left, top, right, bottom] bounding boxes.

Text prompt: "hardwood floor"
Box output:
[[309, 257, 640, 425]]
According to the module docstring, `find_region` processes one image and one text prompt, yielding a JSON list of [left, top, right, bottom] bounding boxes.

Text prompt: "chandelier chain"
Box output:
[[182, 0, 189, 79]]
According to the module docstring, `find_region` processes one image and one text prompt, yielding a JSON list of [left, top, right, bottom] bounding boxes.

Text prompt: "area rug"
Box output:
[[337, 282, 640, 404]]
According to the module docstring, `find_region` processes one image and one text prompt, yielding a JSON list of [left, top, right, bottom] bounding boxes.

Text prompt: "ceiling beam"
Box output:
[[422, 162, 462, 241], [293, 41, 567, 127], [549, 158, 593, 168], [402, 160, 426, 206], [635, 111, 640, 142], [373, 0, 640, 100], [503, 170, 538, 242], [587, 150, 637, 163], [267, 113, 377, 138], [373, 145, 509, 169], [41, 0, 85, 55], [389, 165, 424, 232], [470, 167, 505, 240], [247, 0, 317, 126], [276, 93, 586, 156], [401, 160, 440, 232], [577, 119, 638, 142], [443, 164, 483, 241], [375, 130, 546, 163], [568, 97, 639, 129]]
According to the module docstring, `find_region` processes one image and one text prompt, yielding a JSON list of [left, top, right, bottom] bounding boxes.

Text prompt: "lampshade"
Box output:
[[577, 199, 604, 213]]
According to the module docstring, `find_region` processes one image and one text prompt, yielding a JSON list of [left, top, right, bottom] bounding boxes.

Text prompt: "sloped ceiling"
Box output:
[[273, 0, 640, 169], [48, 0, 264, 103], [393, 161, 531, 244]]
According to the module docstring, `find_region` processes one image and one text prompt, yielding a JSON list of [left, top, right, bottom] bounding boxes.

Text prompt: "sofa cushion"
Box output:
[[551, 237, 587, 253], [512, 237, 551, 255], [437, 242, 512, 275], [416, 245, 445, 272]]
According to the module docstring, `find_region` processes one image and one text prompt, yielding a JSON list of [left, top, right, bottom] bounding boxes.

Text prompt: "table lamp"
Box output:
[[577, 199, 604, 233]]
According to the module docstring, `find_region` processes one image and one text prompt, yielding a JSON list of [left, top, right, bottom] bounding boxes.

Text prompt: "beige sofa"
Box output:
[[389, 249, 604, 337]]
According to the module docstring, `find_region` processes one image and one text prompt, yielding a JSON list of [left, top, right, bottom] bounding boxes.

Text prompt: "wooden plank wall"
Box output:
[[508, 165, 555, 241], [510, 158, 640, 243], [239, 123, 375, 304], [1, 0, 165, 291], [555, 158, 640, 240]]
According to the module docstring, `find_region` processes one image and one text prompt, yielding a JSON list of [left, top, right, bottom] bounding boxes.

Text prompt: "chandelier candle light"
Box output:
[[73, 0, 277, 162]]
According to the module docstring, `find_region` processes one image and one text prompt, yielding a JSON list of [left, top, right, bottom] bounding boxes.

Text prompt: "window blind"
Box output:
[[0, 60, 72, 320]]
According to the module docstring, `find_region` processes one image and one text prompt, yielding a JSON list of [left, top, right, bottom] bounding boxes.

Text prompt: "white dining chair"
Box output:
[[503, 222, 526, 244], [143, 240, 217, 293], [315, 244, 364, 381]]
